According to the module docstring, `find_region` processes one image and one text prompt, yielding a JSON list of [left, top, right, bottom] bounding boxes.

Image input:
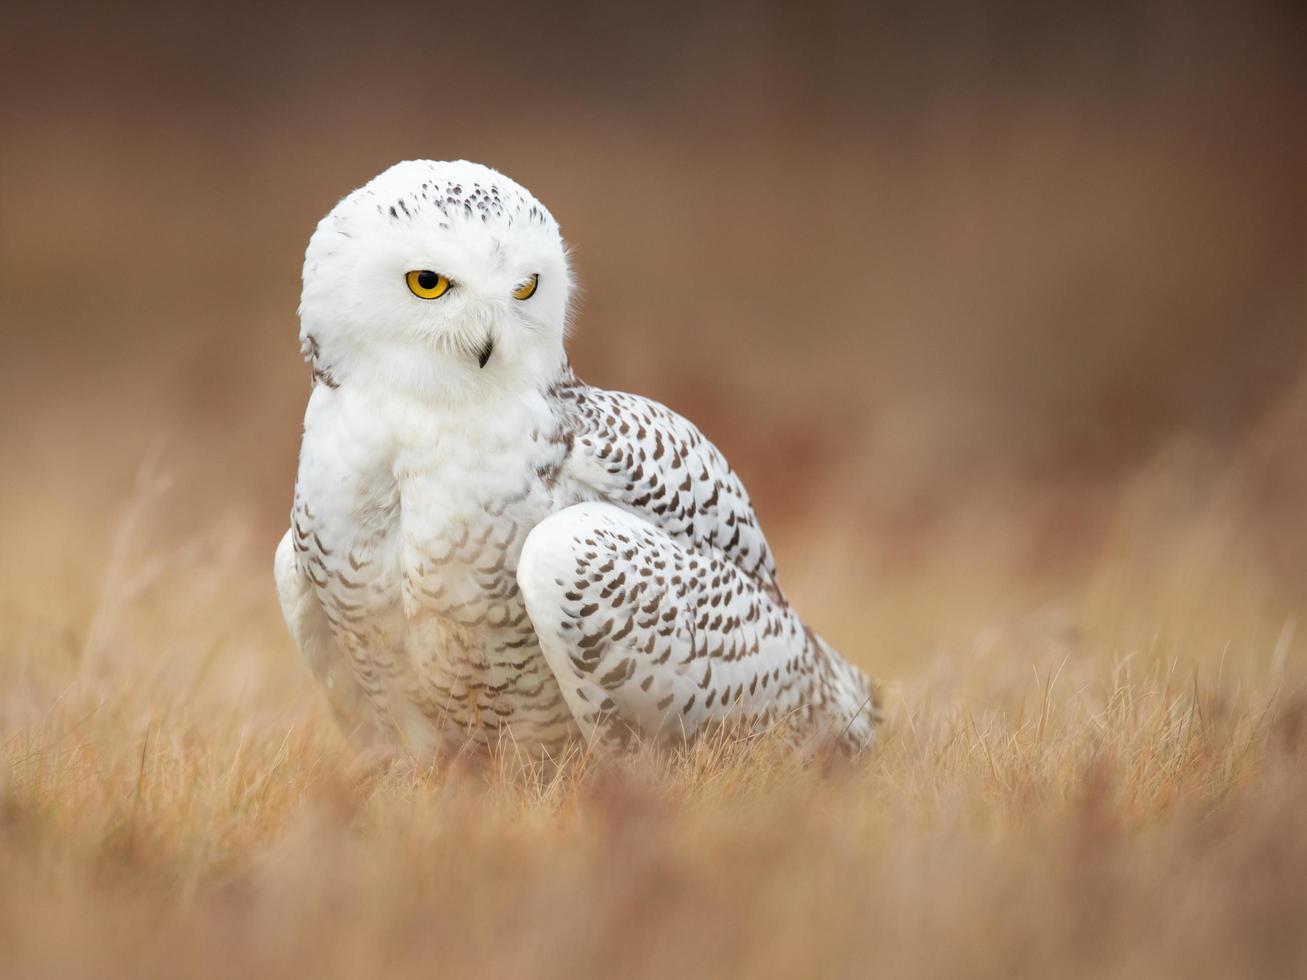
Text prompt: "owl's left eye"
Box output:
[[512, 274, 539, 301], [406, 270, 451, 299]]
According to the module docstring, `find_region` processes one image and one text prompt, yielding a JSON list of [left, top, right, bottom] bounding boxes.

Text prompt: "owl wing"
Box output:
[[553, 383, 781, 593], [274, 529, 383, 751], [516, 385, 877, 756]]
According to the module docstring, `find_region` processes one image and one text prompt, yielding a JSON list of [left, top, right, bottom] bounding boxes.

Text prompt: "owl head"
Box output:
[[299, 160, 572, 401]]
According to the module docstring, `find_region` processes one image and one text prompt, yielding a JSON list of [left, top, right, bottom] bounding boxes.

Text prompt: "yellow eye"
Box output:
[[512, 273, 539, 301], [406, 270, 451, 299]]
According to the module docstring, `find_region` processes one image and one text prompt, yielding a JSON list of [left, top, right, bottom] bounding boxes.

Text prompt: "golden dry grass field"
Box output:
[[6, 404, 1307, 978], [2, 2, 1306, 977]]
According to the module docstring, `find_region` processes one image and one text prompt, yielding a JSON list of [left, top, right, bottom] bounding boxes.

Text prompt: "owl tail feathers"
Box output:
[[839, 671, 884, 753], [804, 627, 883, 759]]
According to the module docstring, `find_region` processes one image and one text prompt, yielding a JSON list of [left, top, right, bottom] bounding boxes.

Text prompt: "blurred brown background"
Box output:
[[1, 0, 1304, 628]]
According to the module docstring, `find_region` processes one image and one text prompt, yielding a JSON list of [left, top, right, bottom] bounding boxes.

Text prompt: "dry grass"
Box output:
[[3, 433, 1306, 980]]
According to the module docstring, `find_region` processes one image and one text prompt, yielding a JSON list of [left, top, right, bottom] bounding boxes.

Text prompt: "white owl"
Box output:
[[274, 160, 878, 764]]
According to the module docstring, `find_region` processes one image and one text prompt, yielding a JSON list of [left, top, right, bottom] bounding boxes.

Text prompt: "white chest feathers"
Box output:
[[289, 382, 581, 755]]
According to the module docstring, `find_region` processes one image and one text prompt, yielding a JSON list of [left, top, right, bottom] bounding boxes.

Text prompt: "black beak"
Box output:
[[476, 337, 494, 369]]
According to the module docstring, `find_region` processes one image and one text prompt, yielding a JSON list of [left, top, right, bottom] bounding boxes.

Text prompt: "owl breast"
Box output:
[[293, 383, 582, 758]]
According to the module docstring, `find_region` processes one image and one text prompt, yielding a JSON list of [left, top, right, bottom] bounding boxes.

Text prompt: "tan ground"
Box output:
[[4, 407, 1306, 978]]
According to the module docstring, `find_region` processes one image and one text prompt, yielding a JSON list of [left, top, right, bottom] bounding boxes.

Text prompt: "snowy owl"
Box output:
[[274, 160, 878, 764]]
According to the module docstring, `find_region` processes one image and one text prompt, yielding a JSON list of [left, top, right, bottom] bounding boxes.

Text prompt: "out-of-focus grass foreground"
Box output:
[[2, 2, 1305, 977]]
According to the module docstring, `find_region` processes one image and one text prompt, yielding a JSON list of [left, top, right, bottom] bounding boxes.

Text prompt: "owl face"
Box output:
[[299, 160, 571, 400]]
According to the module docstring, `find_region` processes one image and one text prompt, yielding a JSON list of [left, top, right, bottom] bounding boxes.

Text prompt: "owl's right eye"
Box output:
[[406, 270, 451, 299]]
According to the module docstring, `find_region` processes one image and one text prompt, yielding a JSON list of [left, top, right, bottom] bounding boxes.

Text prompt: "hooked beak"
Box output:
[[476, 336, 494, 369]]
